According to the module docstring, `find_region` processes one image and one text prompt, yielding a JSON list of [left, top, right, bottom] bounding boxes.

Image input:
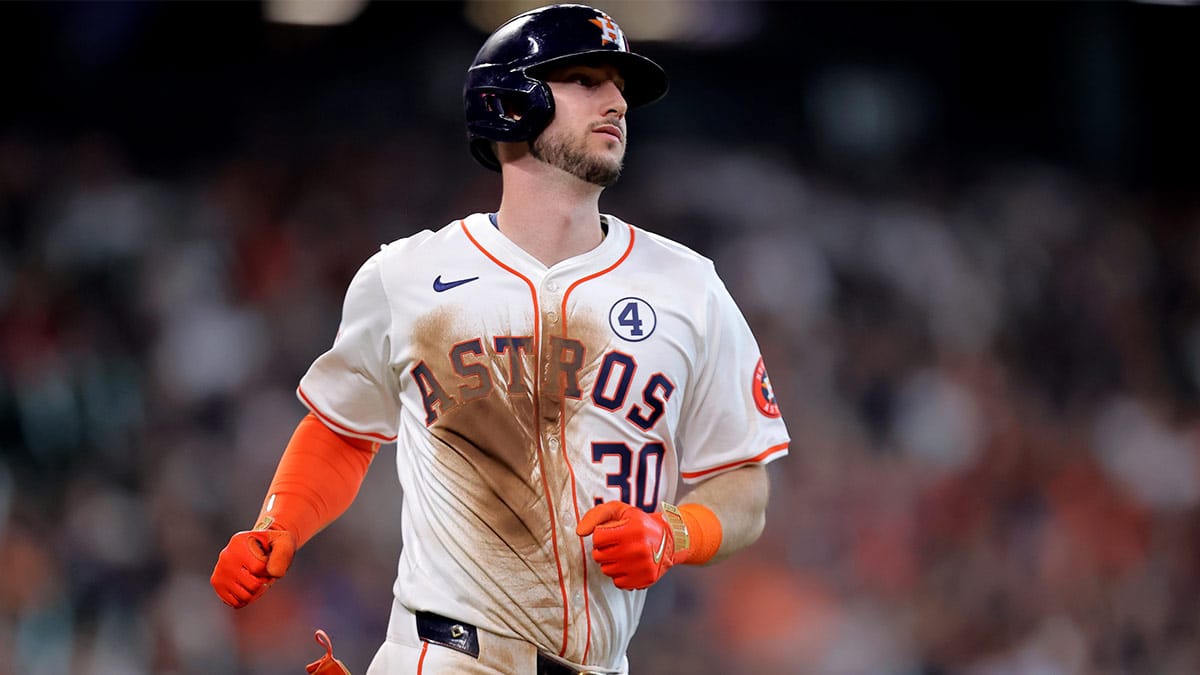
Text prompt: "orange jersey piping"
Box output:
[[297, 385, 398, 442], [681, 442, 790, 480], [460, 220, 572, 654], [559, 227, 637, 661]]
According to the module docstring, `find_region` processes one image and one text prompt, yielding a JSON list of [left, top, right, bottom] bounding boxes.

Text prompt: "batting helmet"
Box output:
[[464, 4, 669, 171]]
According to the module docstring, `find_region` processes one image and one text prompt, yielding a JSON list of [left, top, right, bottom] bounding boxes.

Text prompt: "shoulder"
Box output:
[[613, 216, 719, 279], [375, 215, 480, 262]]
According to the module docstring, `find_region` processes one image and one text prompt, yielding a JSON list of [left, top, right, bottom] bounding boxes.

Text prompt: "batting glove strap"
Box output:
[[659, 502, 691, 555], [307, 629, 353, 675]]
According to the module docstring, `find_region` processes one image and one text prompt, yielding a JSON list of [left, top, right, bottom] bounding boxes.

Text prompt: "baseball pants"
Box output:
[[366, 604, 626, 675]]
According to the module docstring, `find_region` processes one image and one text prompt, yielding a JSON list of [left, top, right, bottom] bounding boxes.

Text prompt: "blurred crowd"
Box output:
[[3, 4, 1200, 675], [4, 122, 1199, 675]]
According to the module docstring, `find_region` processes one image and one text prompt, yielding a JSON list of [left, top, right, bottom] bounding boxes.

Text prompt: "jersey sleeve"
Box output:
[[297, 249, 401, 443], [676, 263, 789, 483]]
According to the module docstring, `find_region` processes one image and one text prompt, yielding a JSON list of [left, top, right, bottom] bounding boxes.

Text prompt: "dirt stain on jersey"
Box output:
[[412, 309, 539, 509], [410, 305, 566, 620], [409, 305, 617, 644]]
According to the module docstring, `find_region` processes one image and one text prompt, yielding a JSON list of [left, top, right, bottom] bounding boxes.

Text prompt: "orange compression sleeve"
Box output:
[[679, 503, 724, 566], [254, 412, 379, 547]]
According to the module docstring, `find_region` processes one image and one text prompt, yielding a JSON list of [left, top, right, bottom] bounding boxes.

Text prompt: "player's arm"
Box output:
[[210, 412, 379, 608], [675, 463, 768, 564], [576, 464, 767, 590]]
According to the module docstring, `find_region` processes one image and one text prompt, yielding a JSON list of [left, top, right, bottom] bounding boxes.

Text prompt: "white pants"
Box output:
[[366, 605, 626, 675]]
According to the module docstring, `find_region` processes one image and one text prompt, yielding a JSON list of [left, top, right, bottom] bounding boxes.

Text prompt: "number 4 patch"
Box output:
[[609, 297, 657, 342]]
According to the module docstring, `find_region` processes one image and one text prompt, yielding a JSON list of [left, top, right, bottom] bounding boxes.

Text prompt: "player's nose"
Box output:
[[600, 80, 628, 117]]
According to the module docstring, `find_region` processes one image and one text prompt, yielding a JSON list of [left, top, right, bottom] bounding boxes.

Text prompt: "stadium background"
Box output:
[[2, 1, 1199, 673]]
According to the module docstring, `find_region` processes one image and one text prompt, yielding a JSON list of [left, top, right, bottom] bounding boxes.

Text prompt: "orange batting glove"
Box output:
[[210, 525, 296, 608], [576, 501, 691, 590]]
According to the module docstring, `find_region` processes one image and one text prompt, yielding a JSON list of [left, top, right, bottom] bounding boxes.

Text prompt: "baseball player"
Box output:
[[211, 5, 789, 674]]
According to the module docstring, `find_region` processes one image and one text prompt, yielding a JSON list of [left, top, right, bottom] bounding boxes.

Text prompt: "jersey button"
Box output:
[[547, 437, 560, 450], [546, 310, 559, 324], [546, 281, 559, 292]]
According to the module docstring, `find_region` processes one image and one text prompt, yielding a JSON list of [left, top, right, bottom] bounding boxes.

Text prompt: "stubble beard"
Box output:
[[530, 127, 623, 188]]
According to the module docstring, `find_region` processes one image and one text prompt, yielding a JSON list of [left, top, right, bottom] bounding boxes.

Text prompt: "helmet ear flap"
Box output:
[[469, 138, 502, 172], [482, 92, 517, 123], [465, 77, 555, 172], [512, 79, 555, 135]]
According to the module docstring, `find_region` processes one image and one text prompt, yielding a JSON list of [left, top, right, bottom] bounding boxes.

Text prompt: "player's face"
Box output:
[[534, 63, 628, 187]]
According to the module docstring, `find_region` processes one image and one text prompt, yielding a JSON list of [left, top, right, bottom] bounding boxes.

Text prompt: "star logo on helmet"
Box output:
[[589, 14, 627, 50]]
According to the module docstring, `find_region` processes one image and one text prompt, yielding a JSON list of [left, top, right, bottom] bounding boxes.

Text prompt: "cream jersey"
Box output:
[[297, 213, 789, 669]]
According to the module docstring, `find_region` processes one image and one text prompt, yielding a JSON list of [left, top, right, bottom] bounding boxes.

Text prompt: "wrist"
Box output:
[[254, 493, 304, 542], [676, 502, 723, 565]]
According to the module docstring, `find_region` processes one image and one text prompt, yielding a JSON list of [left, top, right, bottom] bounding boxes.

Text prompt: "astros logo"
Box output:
[[589, 13, 628, 50], [752, 357, 780, 418]]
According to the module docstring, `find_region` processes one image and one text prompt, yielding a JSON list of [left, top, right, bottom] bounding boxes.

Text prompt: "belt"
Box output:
[[414, 611, 609, 675]]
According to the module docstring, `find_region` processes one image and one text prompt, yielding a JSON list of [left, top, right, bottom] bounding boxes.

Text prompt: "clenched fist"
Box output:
[[576, 501, 689, 590], [210, 528, 296, 608]]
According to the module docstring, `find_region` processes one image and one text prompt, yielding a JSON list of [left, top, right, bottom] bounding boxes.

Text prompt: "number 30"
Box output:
[[591, 441, 665, 513]]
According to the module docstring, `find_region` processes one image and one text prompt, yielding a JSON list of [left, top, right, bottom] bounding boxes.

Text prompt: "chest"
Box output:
[[395, 269, 699, 433]]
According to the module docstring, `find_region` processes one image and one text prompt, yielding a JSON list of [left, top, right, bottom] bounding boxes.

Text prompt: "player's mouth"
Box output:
[[592, 124, 623, 144]]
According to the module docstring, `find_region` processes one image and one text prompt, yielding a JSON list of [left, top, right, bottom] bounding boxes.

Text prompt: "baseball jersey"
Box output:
[[298, 213, 789, 669]]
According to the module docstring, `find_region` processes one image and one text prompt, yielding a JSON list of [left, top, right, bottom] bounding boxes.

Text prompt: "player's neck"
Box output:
[[496, 168, 606, 268]]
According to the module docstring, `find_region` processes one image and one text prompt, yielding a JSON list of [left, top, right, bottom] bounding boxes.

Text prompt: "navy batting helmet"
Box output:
[[464, 4, 669, 171]]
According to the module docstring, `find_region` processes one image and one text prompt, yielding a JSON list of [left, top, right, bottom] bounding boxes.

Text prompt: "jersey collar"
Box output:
[[462, 212, 631, 279]]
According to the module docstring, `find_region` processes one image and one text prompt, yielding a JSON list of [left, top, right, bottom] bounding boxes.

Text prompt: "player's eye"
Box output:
[[571, 73, 595, 87]]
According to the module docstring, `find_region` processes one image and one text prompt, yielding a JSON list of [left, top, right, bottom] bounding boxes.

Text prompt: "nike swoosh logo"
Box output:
[[652, 531, 668, 564], [433, 275, 479, 292]]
